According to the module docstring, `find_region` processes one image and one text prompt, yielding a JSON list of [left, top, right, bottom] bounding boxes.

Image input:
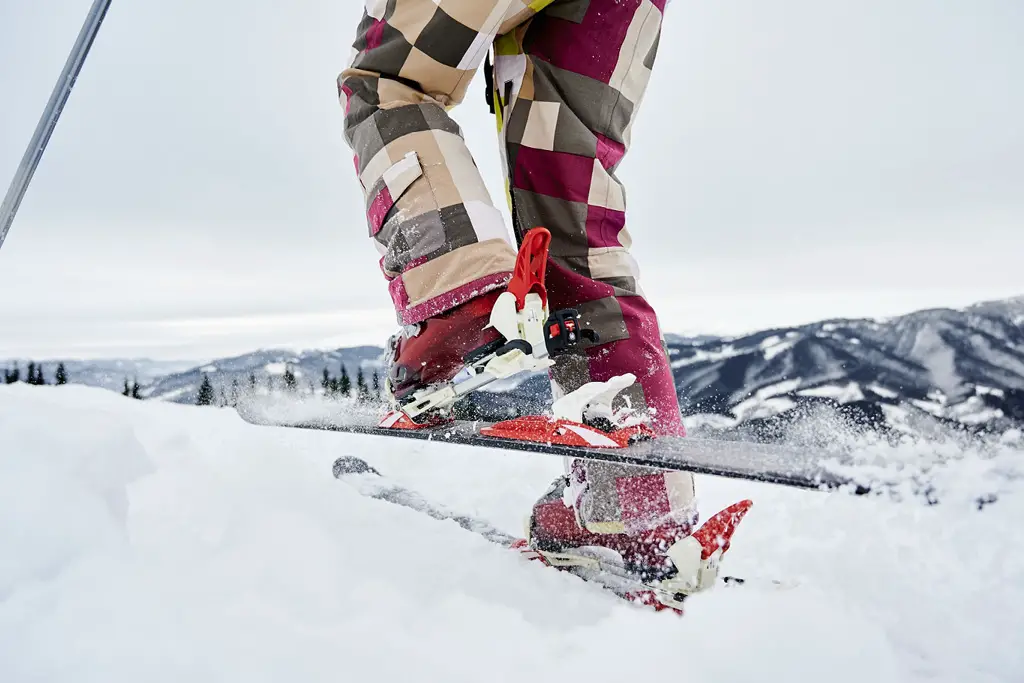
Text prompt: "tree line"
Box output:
[[3, 360, 385, 410], [195, 364, 383, 407], [3, 362, 69, 385]]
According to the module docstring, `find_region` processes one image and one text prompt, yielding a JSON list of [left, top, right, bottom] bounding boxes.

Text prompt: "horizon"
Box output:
[[2, 291, 1020, 365]]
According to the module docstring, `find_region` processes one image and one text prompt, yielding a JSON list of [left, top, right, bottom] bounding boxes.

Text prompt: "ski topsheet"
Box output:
[[237, 398, 863, 493]]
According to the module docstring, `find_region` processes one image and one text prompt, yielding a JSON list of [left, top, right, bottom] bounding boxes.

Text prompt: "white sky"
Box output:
[[1, 0, 1022, 361]]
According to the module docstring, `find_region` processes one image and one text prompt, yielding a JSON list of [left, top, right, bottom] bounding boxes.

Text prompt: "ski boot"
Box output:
[[383, 290, 505, 406], [377, 227, 649, 447], [516, 476, 753, 613]]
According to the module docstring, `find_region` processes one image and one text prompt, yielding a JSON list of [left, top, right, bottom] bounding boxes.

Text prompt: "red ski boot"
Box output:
[[384, 290, 504, 403], [379, 228, 598, 427], [519, 476, 753, 611]]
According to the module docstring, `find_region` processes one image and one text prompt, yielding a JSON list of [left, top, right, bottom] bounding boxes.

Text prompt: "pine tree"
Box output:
[[372, 371, 381, 400], [8, 363, 20, 384], [248, 372, 257, 389], [339, 365, 351, 398], [283, 365, 297, 392], [55, 362, 68, 385], [196, 374, 215, 406], [231, 379, 241, 406], [357, 367, 369, 402], [131, 381, 141, 399], [321, 367, 331, 393], [123, 378, 131, 397], [27, 362, 37, 386], [35, 364, 46, 385]]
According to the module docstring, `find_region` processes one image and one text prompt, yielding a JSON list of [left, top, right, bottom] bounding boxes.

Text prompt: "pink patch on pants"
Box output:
[[585, 206, 626, 249], [595, 134, 626, 170], [513, 147, 594, 203], [367, 186, 394, 236], [525, 1, 642, 84], [365, 19, 386, 51]]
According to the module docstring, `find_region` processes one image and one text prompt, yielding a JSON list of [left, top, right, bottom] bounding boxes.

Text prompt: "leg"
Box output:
[[491, 0, 695, 535], [338, 1, 544, 326]]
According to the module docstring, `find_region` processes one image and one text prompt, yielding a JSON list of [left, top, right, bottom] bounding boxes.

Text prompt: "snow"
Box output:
[[2, 384, 1023, 681], [755, 378, 803, 399], [683, 412, 740, 431], [869, 383, 900, 399], [153, 385, 195, 402], [911, 326, 961, 395], [910, 398, 947, 417], [761, 337, 798, 361], [670, 343, 743, 368], [798, 382, 866, 403], [948, 396, 1006, 425], [976, 385, 1006, 398], [727, 380, 802, 421]]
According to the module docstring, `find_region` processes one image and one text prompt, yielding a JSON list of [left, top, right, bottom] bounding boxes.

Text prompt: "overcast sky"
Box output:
[[1, 0, 1022, 361]]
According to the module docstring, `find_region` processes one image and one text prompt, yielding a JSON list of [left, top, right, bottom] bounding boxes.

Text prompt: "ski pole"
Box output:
[[0, 0, 113, 254]]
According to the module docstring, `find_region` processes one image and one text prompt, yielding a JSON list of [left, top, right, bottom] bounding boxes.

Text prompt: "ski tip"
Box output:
[[332, 456, 380, 478], [692, 499, 754, 559]]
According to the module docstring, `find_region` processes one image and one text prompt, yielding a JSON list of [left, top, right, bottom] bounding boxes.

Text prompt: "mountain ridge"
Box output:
[[5, 295, 1022, 436]]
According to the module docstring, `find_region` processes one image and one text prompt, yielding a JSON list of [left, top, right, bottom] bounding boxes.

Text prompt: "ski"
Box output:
[[238, 401, 861, 493], [330, 456, 787, 614], [238, 227, 866, 495]]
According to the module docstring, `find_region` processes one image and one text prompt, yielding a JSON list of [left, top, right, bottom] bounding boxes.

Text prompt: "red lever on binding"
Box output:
[[508, 227, 551, 309]]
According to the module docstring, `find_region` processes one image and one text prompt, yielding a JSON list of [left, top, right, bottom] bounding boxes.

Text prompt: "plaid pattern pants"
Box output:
[[339, 0, 695, 535]]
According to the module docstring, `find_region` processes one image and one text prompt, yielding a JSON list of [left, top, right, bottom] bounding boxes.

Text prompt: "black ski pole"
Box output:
[[0, 0, 113, 254]]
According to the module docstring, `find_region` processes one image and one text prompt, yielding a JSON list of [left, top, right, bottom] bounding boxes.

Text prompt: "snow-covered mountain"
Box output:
[[668, 296, 1024, 438], [0, 358, 198, 392], [12, 296, 1023, 435], [140, 347, 386, 403]]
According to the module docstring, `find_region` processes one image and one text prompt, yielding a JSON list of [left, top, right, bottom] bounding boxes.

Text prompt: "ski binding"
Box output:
[[377, 227, 649, 447]]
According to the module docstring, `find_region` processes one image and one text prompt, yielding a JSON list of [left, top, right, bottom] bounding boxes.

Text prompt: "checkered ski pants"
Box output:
[[339, 0, 695, 536]]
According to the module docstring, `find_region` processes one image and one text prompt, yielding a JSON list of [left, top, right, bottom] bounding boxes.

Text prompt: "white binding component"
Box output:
[[552, 374, 637, 423], [663, 536, 720, 595], [487, 290, 549, 359], [487, 292, 521, 343]]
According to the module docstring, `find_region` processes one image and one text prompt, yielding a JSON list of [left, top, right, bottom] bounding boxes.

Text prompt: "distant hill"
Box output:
[[0, 359, 198, 393], [141, 347, 386, 404], [9, 296, 1022, 437]]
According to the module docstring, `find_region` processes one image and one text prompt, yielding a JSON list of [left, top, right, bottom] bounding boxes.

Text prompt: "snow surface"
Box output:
[[797, 382, 866, 403], [1, 385, 1023, 682]]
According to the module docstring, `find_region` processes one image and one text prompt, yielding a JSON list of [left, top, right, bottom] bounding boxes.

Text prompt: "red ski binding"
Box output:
[[507, 227, 551, 309], [481, 415, 654, 449]]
